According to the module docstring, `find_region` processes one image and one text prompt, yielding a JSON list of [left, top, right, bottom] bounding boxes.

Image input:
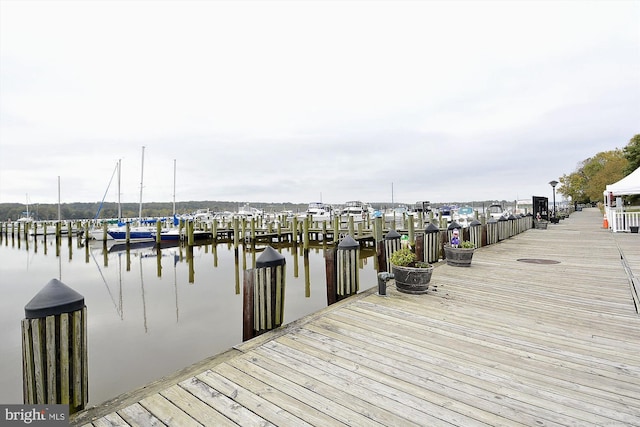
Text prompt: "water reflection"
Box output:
[[0, 230, 378, 405]]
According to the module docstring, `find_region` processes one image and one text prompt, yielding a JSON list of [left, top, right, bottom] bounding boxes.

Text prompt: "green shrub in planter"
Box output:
[[389, 247, 431, 268], [389, 247, 433, 294]]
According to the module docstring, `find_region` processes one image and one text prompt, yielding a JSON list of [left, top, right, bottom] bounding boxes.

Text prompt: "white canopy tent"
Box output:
[[603, 166, 640, 232]]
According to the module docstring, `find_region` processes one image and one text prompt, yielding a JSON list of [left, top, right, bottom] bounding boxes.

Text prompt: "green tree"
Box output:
[[623, 134, 640, 175], [559, 169, 588, 204], [559, 149, 628, 203]]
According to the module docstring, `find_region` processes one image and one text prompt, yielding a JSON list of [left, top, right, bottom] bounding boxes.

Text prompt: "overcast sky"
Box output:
[[1, 0, 638, 208]]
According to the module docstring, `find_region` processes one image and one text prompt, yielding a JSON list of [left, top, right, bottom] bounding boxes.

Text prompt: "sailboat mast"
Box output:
[[117, 159, 122, 220], [57, 176, 61, 221], [139, 146, 145, 222]]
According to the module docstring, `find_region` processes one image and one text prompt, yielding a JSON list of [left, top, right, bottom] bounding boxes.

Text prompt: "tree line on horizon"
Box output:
[[0, 201, 308, 222], [559, 134, 640, 204], [1, 199, 522, 222]]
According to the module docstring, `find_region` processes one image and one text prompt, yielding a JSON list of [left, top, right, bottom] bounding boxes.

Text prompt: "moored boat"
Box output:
[[486, 203, 509, 220], [340, 201, 372, 222], [301, 202, 333, 222], [106, 225, 156, 242], [455, 206, 475, 228]]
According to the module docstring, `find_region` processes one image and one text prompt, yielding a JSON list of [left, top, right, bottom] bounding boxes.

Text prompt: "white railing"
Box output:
[[611, 210, 640, 232]]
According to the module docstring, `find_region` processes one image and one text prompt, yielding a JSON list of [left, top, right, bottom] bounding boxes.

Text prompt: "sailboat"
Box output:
[[106, 147, 155, 243], [88, 161, 120, 240], [16, 194, 34, 223], [151, 159, 212, 242]]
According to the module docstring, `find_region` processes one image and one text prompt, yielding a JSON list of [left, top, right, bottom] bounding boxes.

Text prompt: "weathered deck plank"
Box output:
[[72, 208, 640, 427]]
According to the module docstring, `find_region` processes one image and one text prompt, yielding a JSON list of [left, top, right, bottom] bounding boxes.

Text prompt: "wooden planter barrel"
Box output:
[[444, 244, 474, 267], [391, 263, 434, 294], [534, 220, 549, 230]]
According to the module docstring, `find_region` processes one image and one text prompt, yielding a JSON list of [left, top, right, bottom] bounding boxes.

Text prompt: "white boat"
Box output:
[[340, 201, 373, 222], [15, 194, 34, 223], [301, 202, 333, 222], [384, 206, 408, 225], [235, 203, 264, 219], [454, 206, 475, 228], [15, 214, 34, 224], [486, 203, 509, 220], [193, 209, 214, 222]]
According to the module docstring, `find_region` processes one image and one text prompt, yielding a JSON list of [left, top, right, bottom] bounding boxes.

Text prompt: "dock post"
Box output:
[[498, 216, 508, 241], [348, 216, 355, 237], [156, 221, 162, 245], [243, 246, 286, 340], [292, 216, 299, 244], [469, 220, 482, 248], [508, 214, 517, 238], [525, 213, 533, 231], [22, 279, 88, 414], [325, 246, 337, 305], [187, 220, 195, 246], [383, 229, 401, 272], [335, 235, 360, 300], [486, 218, 498, 245], [125, 223, 131, 245], [408, 214, 415, 246], [373, 216, 384, 243], [303, 217, 309, 250], [424, 223, 440, 263], [233, 217, 240, 249], [250, 218, 256, 244], [415, 233, 424, 262]]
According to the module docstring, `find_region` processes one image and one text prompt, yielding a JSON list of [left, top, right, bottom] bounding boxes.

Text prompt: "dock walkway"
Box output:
[[72, 208, 640, 426]]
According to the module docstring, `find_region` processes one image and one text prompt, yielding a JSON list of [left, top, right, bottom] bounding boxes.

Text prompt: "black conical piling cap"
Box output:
[[470, 219, 482, 227], [508, 214, 517, 220], [385, 229, 401, 240], [487, 218, 498, 224], [425, 223, 439, 233], [256, 246, 286, 268], [448, 221, 462, 230], [498, 215, 508, 221], [25, 279, 85, 319], [338, 235, 359, 249]]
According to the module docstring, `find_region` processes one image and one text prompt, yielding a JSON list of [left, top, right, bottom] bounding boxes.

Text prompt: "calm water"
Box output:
[[0, 232, 378, 406]]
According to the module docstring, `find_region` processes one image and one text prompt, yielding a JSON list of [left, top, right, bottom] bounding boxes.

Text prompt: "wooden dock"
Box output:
[[71, 208, 640, 426]]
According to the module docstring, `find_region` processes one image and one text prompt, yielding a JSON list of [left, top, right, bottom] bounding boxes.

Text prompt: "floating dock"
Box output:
[[72, 207, 640, 426]]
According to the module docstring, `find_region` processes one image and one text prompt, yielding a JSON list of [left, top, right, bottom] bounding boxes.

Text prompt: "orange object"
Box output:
[[603, 214, 609, 229]]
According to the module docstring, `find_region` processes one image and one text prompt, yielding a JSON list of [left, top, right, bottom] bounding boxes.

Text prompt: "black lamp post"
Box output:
[[549, 180, 558, 221]]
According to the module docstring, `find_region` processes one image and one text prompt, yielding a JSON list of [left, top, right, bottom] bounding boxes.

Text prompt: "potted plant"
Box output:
[[444, 239, 475, 267], [389, 247, 434, 294], [534, 212, 548, 229]]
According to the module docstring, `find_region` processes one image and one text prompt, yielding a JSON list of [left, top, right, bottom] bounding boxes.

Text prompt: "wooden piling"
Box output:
[[335, 235, 360, 299], [407, 214, 415, 246], [242, 246, 286, 340], [424, 223, 440, 263], [324, 246, 337, 306], [22, 279, 88, 414]]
